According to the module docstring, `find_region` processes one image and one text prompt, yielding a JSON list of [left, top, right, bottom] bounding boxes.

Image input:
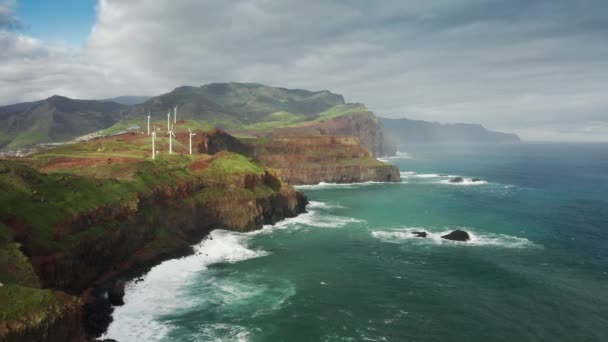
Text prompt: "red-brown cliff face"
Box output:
[[196, 130, 401, 185], [249, 136, 401, 185], [231, 112, 394, 157]]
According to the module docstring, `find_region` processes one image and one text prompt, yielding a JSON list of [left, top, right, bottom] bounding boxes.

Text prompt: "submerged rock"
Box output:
[[412, 231, 428, 238], [471, 178, 481, 182], [441, 230, 470, 241], [449, 177, 464, 183]]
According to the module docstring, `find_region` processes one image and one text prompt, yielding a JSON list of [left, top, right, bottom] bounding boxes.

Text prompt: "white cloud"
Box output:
[[1, 0, 607, 141]]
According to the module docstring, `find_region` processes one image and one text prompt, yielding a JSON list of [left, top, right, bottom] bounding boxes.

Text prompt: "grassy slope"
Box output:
[[1, 84, 367, 151], [0, 97, 126, 151], [103, 103, 369, 137], [0, 132, 273, 322], [232, 103, 369, 131]]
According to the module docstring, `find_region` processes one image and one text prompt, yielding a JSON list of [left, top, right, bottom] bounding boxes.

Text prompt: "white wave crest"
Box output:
[[102, 229, 269, 341], [377, 151, 413, 162], [308, 200, 345, 210], [295, 181, 405, 190], [197, 324, 250, 342], [437, 178, 488, 186], [371, 227, 536, 248], [255, 201, 366, 235], [400, 171, 455, 179]]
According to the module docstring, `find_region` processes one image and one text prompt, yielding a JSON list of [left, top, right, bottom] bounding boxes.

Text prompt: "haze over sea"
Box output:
[[105, 143, 608, 341]]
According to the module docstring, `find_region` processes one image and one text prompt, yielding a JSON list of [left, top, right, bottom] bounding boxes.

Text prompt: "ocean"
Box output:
[[103, 143, 608, 341]]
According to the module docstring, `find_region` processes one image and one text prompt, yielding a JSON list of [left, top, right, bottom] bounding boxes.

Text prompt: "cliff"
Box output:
[[0, 83, 396, 159], [181, 130, 400, 185], [248, 136, 401, 185], [0, 148, 306, 340], [232, 110, 391, 157]]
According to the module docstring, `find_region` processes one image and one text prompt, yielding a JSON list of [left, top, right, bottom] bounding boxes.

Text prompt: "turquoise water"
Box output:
[[105, 143, 608, 341]]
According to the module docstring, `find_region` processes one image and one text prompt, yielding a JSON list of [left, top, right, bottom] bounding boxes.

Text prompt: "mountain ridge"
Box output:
[[379, 117, 520, 145]]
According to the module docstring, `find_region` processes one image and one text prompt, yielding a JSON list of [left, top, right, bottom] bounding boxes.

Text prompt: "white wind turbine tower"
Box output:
[[147, 112, 151, 136], [174, 106, 178, 124], [167, 124, 176, 154], [151, 130, 156, 160], [188, 128, 196, 155], [167, 110, 171, 131]]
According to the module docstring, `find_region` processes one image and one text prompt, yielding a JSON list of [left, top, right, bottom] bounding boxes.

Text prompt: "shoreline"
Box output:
[[88, 200, 309, 340]]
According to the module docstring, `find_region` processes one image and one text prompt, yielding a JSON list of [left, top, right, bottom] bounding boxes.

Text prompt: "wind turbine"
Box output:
[[147, 112, 151, 136], [174, 106, 178, 124], [167, 124, 175, 154], [151, 131, 156, 160], [188, 128, 196, 155], [167, 110, 171, 131]]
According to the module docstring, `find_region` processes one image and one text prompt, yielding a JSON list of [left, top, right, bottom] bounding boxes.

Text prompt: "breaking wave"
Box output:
[[437, 178, 489, 186], [295, 181, 406, 190], [259, 201, 366, 233], [371, 227, 537, 248], [103, 229, 273, 341], [400, 171, 489, 186], [377, 151, 413, 162]]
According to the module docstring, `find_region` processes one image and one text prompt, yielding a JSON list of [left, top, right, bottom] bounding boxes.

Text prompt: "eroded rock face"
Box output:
[[4, 164, 306, 341], [250, 136, 401, 185], [0, 293, 85, 342], [231, 112, 392, 157], [441, 230, 471, 241], [192, 129, 254, 157]]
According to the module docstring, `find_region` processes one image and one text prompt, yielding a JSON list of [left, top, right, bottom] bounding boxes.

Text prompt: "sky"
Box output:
[[1, 0, 607, 141]]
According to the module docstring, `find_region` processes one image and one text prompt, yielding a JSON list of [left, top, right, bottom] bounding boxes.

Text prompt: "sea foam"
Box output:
[[377, 151, 413, 162], [295, 181, 406, 190], [437, 178, 489, 186], [399, 171, 489, 186], [259, 201, 365, 233], [371, 227, 536, 248], [102, 229, 270, 341]]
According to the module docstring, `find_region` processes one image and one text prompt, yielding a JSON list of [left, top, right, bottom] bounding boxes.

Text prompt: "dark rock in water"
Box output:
[[471, 178, 481, 182], [449, 177, 464, 183], [441, 230, 470, 241], [97, 339, 118, 342], [108, 279, 126, 306], [412, 231, 428, 238], [83, 296, 113, 338]]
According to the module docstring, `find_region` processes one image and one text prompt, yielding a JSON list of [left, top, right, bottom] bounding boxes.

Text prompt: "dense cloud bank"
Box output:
[[1, 0, 607, 141]]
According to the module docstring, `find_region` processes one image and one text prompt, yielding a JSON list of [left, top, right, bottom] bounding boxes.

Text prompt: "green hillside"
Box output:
[[123, 82, 348, 126], [0, 96, 126, 151], [0, 83, 370, 152]]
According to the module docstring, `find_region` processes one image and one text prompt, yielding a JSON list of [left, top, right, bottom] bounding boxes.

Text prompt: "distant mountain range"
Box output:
[[379, 117, 520, 145], [0, 83, 520, 152]]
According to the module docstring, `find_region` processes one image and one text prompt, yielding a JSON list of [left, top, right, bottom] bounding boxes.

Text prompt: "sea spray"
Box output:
[[103, 229, 272, 341], [371, 227, 537, 248]]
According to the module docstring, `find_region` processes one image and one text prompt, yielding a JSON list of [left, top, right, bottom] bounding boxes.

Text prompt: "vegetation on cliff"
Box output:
[[0, 131, 307, 340], [0, 83, 388, 156]]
